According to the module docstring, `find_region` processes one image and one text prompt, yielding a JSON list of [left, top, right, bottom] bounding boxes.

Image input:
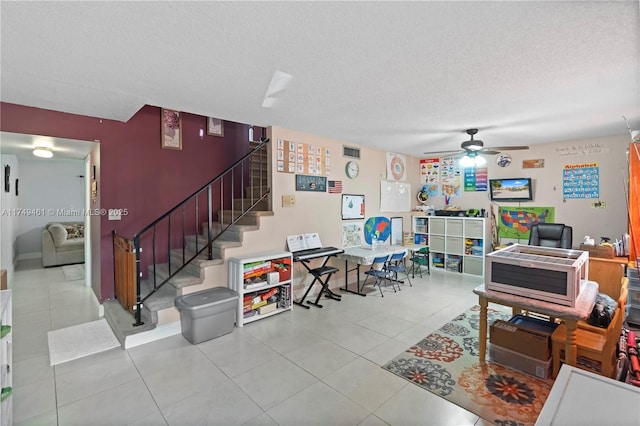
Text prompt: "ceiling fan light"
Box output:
[[474, 155, 487, 166], [33, 147, 53, 158], [459, 155, 475, 168]]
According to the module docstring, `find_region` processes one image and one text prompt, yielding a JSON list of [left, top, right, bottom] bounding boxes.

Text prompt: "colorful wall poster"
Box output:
[[341, 222, 364, 248], [387, 153, 407, 181], [276, 139, 331, 176], [463, 166, 488, 192], [440, 156, 461, 197], [498, 206, 555, 240], [562, 162, 600, 199], [420, 158, 441, 197], [364, 216, 391, 244]]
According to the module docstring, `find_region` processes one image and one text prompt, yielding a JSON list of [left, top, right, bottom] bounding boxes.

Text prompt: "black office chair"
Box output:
[[528, 223, 573, 249]]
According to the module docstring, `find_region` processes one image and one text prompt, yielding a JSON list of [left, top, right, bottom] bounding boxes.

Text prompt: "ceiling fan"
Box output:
[[423, 128, 529, 158]]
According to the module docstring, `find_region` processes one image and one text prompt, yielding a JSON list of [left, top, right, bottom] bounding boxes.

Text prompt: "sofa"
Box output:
[[42, 222, 85, 267]]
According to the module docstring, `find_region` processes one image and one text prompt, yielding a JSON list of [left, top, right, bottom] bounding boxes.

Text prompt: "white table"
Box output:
[[535, 365, 640, 425], [337, 245, 408, 296]]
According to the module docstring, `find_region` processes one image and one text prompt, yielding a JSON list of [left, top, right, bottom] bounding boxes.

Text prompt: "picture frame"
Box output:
[[207, 117, 224, 137], [295, 174, 327, 192], [161, 109, 182, 150], [341, 194, 365, 219]]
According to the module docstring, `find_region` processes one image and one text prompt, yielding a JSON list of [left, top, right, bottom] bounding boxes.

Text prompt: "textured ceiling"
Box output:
[[1, 1, 639, 158]]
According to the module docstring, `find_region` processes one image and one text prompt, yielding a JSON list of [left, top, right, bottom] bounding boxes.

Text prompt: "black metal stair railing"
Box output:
[[125, 137, 270, 326]]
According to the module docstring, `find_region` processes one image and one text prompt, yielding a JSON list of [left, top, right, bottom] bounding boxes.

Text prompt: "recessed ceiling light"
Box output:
[[33, 147, 53, 158]]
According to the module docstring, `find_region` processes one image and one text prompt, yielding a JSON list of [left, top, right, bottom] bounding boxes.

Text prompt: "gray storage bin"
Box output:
[[175, 287, 239, 344]]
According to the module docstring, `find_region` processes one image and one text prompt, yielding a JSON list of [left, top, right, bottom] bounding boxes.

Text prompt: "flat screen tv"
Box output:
[[489, 178, 533, 202]]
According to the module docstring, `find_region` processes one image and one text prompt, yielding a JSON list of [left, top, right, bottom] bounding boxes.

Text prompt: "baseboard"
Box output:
[[123, 320, 182, 349], [17, 252, 42, 261], [94, 292, 104, 317]]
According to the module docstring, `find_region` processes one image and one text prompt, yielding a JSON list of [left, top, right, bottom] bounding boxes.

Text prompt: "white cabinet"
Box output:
[[229, 251, 293, 327], [411, 216, 429, 245], [423, 216, 487, 277], [0, 290, 12, 426]]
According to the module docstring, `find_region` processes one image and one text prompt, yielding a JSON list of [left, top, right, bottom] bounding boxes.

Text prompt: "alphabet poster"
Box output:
[[562, 162, 600, 199]]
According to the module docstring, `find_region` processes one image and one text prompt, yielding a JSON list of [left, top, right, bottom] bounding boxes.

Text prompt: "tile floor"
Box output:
[[10, 259, 495, 425]]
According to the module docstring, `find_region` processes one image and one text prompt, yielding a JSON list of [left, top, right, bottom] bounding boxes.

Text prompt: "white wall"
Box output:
[[0, 154, 19, 281], [436, 134, 630, 247], [198, 128, 631, 297], [15, 158, 85, 257]]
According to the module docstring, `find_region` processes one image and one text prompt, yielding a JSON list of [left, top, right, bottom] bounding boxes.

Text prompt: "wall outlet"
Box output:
[[282, 195, 295, 207]]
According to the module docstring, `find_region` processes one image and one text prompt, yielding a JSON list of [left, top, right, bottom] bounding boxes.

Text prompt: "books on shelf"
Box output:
[[258, 303, 277, 315]]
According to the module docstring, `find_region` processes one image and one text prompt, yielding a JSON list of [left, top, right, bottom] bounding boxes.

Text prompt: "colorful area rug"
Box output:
[[383, 306, 554, 425]]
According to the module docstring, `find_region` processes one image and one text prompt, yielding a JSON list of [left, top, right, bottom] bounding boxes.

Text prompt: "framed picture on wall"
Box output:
[[207, 117, 224, 137], [161, 109, 182, 150]]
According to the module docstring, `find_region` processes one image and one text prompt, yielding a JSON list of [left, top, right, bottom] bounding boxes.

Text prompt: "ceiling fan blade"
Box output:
[[488, 145, 530, 151], [479, 150, 501, 155], [423, 149, 464, 156]]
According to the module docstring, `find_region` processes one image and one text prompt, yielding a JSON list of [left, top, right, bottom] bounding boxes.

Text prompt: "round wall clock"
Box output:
[[345, 161, 360, 179], [496, 153, 512, 168]]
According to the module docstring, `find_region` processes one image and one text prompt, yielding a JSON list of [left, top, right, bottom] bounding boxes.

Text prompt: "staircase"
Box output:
[[107, 139, 272, 348]]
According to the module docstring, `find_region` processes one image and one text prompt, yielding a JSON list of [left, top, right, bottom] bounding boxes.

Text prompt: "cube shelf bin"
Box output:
[[411, 215, 487, 277]]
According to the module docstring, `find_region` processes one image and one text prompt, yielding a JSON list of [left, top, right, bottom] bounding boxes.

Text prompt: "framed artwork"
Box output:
[[295, 174, 326, 192], [341, 222, 364, 248], [161, 109, 182, 150], [341, 194, 365, 220], [207, 117, 224, 137]]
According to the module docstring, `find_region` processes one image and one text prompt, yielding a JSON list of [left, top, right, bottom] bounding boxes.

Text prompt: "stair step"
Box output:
[[140, 278, 180, 311], [103, 299, 155, 347], [198, 221, 261, 243], [184, 235, 241, 257], [150, 263, 204, 289], [233, 198, 269, 211], [219, 210, 274, 225]]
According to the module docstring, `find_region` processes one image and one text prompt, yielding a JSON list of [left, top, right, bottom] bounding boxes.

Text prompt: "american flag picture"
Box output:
[[328, 180, 343, 194]]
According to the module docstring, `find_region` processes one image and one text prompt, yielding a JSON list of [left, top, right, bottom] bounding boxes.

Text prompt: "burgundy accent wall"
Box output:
[[1, 102, 254, 301]]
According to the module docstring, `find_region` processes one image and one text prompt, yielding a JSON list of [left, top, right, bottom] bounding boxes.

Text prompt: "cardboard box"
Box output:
[[490, 316, 558, 361], [579, 244, 614, 259], [489, 343, 552, 379]]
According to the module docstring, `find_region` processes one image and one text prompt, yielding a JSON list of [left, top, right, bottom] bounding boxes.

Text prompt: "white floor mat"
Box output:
[[47, 319, 120, 366], [62, 264, 85, 281]]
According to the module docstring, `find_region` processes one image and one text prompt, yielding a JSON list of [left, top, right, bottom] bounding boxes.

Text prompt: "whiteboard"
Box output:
[[390, 217, 403, 245], [380, 180, 411, 212]]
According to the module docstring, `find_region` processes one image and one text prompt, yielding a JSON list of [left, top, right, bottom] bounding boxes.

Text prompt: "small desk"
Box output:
[[337, 245, 408, 296], [473, 281, 598, 372]]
